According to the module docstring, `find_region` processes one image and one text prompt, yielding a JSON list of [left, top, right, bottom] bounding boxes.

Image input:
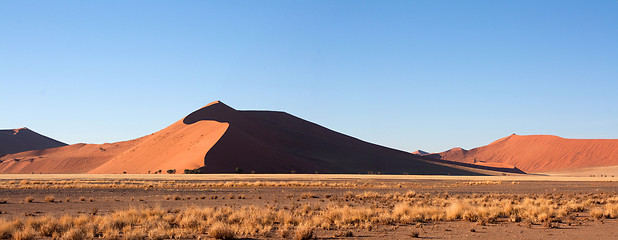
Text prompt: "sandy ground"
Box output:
[[0, 174, 616, 239]]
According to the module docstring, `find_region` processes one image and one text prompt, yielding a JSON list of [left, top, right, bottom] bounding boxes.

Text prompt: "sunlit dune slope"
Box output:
[[0, 128, 67, 156], [88, 111, 228, 174], [0, 140, 138, 173], [430, 134, 618, 173]]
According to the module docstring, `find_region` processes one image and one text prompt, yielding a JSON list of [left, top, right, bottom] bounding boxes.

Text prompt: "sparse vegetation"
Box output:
[[209, 222, 236, 239], [1, 176, 617, 239], [44, 195, 55, 203], [184, 168, 201, 174], [0, 179, 423, 189], [0, 191, 614, 239], [25, 196, 34, 203]]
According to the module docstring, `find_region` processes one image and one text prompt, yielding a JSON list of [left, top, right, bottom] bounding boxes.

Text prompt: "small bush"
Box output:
[[13, 226, 36, 240], [25, 196, 34, 203], [44, 195, 55, 203], [293, 224, 314, 240], [61, 228, 85, 240], [209, 222, 236, 239], [184, 168, 201, 174]]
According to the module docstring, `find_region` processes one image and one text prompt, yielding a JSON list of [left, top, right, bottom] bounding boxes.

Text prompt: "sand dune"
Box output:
[[0, 140, 138, 173], [1, 101, 514, 175], [0, 128, 67, 156], [173, 101, 494, 175], [430, 134, 618, 173], [411, 150, 430, 156]]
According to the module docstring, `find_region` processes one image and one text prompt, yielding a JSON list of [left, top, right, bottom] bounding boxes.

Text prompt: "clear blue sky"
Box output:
[[1, 1, 617, 153]]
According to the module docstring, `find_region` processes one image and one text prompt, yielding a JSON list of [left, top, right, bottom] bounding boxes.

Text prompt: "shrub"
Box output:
[[293, 224, 314, 240], [44, 195, 55, 203], [61, 228, 85, 240], [25, 196, 34, 203], [12, 226, 36, 240], [166, 169, 176, 174], [209, 222, 236, 239], [184, 168, 201, 174]]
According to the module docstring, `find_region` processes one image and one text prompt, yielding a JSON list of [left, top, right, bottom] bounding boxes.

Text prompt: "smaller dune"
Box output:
[[432, 134, 618, 173]]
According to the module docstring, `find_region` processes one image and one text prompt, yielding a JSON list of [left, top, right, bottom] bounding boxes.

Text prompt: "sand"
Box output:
[[431, 134, 618, 173]]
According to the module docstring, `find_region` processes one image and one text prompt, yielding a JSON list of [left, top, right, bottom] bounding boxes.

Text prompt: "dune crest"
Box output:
[[431, 135, 618, 173]]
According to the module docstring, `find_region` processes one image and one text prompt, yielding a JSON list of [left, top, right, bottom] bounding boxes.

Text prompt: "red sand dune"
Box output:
[[1, 101, 513, 175], [0, 128, 67, 156], [429, 134, 618, 173], [0, 141, 138, 173]]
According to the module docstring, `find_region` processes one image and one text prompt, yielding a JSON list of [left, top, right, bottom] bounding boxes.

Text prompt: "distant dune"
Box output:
[[411, 150, 430, 156], [429, 134, 618, 173], [0, 128, 66, 156], [0, 101, 511, 175]]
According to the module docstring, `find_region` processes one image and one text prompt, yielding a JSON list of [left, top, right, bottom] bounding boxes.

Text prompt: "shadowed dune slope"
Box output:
[[0, 128, 67, 156], [430, 134, 618, 173], [180, 102, 488, 175]]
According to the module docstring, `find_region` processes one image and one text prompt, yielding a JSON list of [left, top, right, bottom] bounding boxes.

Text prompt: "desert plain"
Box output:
[[0, 174, 617, 240]]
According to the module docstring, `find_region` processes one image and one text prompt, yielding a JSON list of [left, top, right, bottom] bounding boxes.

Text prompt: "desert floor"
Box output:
[[0, 174, 616, 239]]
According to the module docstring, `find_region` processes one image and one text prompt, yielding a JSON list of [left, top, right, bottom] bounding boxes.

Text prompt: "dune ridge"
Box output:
[[431, 134, 618, 173]]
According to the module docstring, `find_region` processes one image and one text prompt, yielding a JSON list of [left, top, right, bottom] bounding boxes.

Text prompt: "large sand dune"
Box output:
[[429, 134, 618, 173], [0, 128, 67, 156], [1, 101, 512, 175]]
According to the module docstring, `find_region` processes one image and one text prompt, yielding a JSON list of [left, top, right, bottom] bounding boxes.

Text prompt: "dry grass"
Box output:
[[209, 222, 237, 239], [24, 196, 34, 203], [0, 179, 421, 190], [293, 223, 314, 240], [0, 191, 612, 239], [44, 195, 55, 203]]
